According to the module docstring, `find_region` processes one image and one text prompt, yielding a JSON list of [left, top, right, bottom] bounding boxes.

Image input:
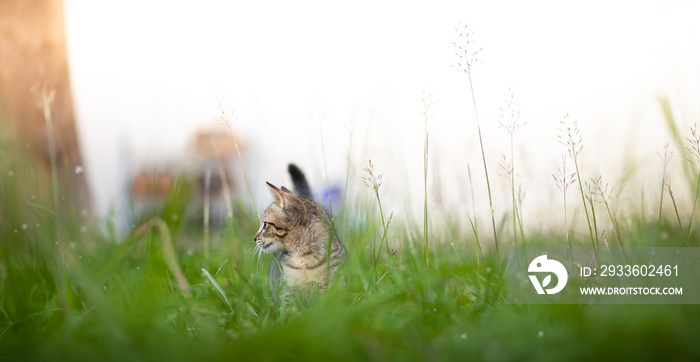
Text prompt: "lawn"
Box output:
[[2, 134, 700, 362]]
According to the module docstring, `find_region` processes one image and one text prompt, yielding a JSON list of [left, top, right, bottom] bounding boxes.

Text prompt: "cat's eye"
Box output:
[[266, 222, 284, 231], [262, 221, 280, 230]]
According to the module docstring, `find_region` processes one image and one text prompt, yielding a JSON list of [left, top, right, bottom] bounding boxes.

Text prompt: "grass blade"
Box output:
[[201, 267, 232, 311]]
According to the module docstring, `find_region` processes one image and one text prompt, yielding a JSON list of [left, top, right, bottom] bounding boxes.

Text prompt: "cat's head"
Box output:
[[254, 182, 309, 253]]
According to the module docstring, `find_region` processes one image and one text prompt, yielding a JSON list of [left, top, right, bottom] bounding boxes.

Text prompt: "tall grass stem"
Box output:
[[218, 104, 260, 219], [467, 164, 484, 261], [467, 73, 499, 264]]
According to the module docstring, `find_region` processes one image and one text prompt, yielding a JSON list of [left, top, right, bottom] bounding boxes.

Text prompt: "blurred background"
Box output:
[[2, 0, 699, 235]]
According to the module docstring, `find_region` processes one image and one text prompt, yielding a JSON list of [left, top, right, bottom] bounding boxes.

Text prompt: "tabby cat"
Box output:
[[254, 164, 345, 303]]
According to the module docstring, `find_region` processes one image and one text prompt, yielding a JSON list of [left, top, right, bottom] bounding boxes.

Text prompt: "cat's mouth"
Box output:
[[257, 239, 283, 254], [256, 239, 273, 249]]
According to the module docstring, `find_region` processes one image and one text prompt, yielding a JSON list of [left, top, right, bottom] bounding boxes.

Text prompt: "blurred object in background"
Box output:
[[318, 185, 343, 214], [129, 166, 174, 222], [186, 127, 246, 226], [0, 0, 91, 216], [126, 127, 247, 227]]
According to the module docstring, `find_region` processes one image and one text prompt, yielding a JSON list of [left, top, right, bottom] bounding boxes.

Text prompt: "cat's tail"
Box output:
[[288, 164, 313, 200]]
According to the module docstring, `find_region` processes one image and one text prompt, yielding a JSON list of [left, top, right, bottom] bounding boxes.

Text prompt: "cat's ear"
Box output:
[[266, 182, 286, 208], [267, 182, 308, 224], [267, 182, 305, 212]]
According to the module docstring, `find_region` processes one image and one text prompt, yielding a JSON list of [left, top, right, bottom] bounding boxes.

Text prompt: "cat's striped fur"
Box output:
[[254, 164, 345, 303]]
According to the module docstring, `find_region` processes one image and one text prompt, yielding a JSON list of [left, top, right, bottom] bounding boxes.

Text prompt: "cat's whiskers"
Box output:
[[256, 245, 264, 264], [248, 244, 262, 264]]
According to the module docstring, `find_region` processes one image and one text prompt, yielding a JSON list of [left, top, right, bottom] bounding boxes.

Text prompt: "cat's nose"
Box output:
[[254, 231, 260, 241]]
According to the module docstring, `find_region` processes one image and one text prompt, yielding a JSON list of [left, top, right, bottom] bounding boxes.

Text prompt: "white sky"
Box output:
[[64, 0, 700, 232]]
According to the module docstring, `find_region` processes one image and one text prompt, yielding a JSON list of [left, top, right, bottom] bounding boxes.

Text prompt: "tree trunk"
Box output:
[[0, 0, 91, 215]]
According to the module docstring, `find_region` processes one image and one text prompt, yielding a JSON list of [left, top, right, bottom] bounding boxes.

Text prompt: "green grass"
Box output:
[[2, 132, 700, 362]]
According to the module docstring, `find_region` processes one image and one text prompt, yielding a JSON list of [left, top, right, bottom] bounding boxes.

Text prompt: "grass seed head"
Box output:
[[452, 22, 482, 76], [658, 142, 674, 177], [552, 155, 576, 193], [363, 159, 383, 195], [686, 123, 700, 167], [558, 114, 584, 159], [499, 88, 525, 135]]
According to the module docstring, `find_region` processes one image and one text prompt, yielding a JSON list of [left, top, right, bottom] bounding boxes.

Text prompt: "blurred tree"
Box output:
[[0, 0, 91, 215]]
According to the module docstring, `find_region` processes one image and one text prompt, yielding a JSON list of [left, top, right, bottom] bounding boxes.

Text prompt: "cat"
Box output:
[[254, 164, 346, 305]]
